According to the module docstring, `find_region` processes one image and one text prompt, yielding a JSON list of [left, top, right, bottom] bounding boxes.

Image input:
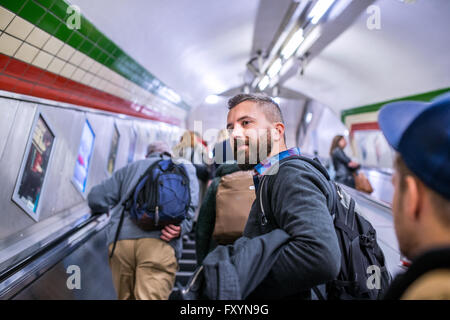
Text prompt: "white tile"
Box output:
[[113, 73, 122, 86], [47, 57, 65, 74], [89, 60, 102, 74], [119, 77, 127, 88], [89, 76, 101, 88], [56, 43, 75, 61], [80, 72, 94, 86], [97, 65, 108, 78], [97, 79, 108, 91], [0, 32, 22, 56], [31, 50, 53, 69], [80, 56, 95, 71], [69, 50, 86, 66], [0, 7, 15, 31], [60, 62, 76, 78], [71, 68, 86, 82], [5, 16, 34, 40], [42, 36, 64, 55], [26, 27, 50, 49], [14, 42, 39, 63]]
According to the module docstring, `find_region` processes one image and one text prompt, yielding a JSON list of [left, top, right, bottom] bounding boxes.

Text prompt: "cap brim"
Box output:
[[378, 100, 431, 150]]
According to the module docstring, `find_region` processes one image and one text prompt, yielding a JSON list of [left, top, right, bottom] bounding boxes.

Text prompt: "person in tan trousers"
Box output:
[[88, 141, 199, 300]]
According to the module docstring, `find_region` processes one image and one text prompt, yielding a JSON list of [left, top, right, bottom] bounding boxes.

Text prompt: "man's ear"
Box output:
[[403, 176, 421, 223], [273, 122, 285, 142]]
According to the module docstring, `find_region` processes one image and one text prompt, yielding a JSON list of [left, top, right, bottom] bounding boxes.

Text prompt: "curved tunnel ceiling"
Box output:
[[69, 0, 450, 116], [285, 0, 450, 113], [69, 0, 260, 108]]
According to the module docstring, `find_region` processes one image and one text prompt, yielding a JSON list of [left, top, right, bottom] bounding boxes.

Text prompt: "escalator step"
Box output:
[[181, 249, 196, 260], [179, 259, 197, 272]]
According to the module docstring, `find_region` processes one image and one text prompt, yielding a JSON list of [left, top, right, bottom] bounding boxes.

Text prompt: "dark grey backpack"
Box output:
[[259, 155, 392, 300]]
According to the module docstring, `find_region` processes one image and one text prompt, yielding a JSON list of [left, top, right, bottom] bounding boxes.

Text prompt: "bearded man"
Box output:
[[225, 93, 340, 299]]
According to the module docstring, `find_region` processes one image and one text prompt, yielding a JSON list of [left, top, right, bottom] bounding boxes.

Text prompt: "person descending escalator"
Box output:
[[329, 135, 360, 188]]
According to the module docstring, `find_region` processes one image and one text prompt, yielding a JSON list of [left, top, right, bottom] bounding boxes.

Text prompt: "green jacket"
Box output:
[[195, 163, 241, 265]]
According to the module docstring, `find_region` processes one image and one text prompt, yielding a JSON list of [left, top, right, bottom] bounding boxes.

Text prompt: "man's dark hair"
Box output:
[[228, 93, 286, 142], [395, 155, 450, 227]]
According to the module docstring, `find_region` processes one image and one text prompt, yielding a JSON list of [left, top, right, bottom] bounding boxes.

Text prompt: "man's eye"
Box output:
[[242, 120, 250, 126]]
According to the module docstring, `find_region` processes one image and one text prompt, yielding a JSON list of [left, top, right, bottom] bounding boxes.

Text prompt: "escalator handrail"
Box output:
[[0, 212, 108, 284]]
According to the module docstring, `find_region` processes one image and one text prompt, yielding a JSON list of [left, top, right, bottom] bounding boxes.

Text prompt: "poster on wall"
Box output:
[[72, 119, 95, 195], [107, 123, 120, 174], [12, 112, 56, 221], [127, 127, 137, 164], [352, 130, 395, 170]]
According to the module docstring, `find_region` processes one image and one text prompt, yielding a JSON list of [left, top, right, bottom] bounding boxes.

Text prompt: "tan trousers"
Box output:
[[108, 238, 178, 300]]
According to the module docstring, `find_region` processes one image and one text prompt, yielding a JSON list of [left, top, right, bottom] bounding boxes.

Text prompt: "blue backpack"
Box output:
[[110, 156, 191, 258]]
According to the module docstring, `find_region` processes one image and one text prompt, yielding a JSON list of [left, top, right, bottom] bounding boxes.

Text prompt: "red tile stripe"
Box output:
[[349, 122, 380, 138], [0, 54, 180, 126]]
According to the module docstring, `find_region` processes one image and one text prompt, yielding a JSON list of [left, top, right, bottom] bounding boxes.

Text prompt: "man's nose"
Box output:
[[230, 125, 244, 140]]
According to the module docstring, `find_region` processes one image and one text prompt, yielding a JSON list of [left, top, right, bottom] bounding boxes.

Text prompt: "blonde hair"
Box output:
[[216, 128, 229, 144], [175, 131, 197, 149], [173, 130, 200, 159]]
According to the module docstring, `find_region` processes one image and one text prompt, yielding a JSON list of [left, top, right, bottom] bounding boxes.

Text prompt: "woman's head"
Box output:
[[330, 135, 346, 155], [177, 131, 197, 148]]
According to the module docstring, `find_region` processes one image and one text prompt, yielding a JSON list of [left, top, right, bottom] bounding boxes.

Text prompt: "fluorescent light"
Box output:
[[296, 26, 322, 56], [308, 0, 335, 24], [281, 28, 304, 59], [258, 76, 270, 91], [205, 94, 219, 104], [305, 112, 313, 124], [267, 58, 283, 78]]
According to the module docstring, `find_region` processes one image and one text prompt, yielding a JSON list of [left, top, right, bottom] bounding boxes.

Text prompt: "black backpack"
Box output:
[[259, 155, 392, 300]]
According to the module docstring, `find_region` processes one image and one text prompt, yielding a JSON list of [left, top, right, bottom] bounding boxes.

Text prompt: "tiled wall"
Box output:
[[0, 0, 188, 125]]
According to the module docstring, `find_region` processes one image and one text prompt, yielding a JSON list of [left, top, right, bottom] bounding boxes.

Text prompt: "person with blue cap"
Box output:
[[379, 92, 450, 299]]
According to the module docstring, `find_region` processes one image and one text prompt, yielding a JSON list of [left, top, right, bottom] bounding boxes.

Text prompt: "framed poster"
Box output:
[[353, 130, 395, 169], [106, 123, 120, 174], [127, 126, 137, 164], [72, 119, 95, 195], [12, 111, 56, 221]]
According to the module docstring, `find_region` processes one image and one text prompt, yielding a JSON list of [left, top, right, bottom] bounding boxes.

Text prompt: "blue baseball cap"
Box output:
[[378, 92, 450, 199]]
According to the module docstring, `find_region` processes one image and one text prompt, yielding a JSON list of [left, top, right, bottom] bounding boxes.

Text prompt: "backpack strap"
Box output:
[[258, 155, 334, 225], [109, 159, 163, 258], [109, 205, 126, 258]]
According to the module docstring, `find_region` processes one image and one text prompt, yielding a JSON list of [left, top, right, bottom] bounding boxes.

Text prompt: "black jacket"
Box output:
[[244, 156, 341, 299], [383, 247, 450, 299], [331, 147, 356, 188]]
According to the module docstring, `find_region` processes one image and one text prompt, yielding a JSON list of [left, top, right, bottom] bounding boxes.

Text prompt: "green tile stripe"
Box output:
[[1, 0, 190, 111], [341, 87, 450, 123]]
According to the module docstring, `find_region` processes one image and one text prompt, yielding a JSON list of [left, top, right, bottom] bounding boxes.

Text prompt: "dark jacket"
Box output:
[[383, 247, 450, 300], [202, 229, 291, 299], [331, 147, 356, 188], [244, 157, 341, 299], [195, 163, 241, 265]]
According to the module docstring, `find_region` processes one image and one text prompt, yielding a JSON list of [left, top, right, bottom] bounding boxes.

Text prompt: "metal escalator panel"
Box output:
[[0, 212, 116, 300]]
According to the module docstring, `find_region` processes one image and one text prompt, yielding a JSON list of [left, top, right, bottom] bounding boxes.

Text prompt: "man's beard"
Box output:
[[233, 129, 273, 171]]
